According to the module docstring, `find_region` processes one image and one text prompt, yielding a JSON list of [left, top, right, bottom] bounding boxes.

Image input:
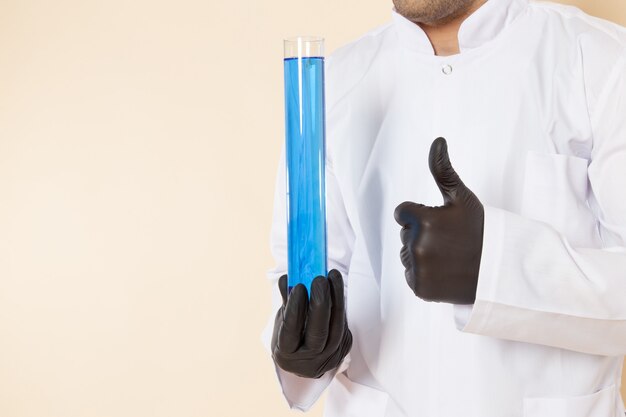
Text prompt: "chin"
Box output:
[[393, 0, 475, 25]]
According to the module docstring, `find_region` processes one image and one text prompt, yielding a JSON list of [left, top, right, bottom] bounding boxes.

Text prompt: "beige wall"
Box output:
[[0, 1, 624, 416]]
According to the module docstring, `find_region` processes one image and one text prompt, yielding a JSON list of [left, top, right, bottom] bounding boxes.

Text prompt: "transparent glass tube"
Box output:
[[283, 36, 327, 296]]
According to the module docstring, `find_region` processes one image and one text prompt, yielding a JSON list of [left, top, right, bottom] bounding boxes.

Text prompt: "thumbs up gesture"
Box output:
[[393, 137, 485, 305]]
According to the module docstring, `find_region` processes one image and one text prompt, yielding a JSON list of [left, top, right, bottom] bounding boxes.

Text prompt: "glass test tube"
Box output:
[[283, 36, 327, 296]]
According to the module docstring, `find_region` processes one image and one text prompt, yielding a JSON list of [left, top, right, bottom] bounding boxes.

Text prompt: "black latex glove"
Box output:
[[271, 269, 352, 379], [393, 137, 484, 304]]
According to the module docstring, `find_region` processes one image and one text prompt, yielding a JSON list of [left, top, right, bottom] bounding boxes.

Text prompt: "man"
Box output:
[[263, 0, 626, 415]]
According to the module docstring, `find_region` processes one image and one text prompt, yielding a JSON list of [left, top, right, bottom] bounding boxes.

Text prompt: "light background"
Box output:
[[0, 1, 624, 416]]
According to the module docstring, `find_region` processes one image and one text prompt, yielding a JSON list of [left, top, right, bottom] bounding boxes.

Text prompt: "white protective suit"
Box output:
[[263, 0, 626, 416]]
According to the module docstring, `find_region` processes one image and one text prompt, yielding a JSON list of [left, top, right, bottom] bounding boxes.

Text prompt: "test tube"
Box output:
[[283, 36, 327, 296]]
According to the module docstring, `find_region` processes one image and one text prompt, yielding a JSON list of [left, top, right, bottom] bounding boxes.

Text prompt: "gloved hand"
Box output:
[[271, 269, 352, 379], [393, 137, 484, 305]]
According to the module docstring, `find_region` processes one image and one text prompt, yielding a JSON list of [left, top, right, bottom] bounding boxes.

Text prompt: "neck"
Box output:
[[417, 0, 487, 56]]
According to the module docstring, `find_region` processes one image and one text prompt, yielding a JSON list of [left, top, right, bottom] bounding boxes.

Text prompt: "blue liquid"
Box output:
[[283, 56, 327, 296]]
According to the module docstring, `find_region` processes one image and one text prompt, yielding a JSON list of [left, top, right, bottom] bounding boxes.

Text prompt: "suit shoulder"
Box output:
[[529, 1, 626, 102], [528, 0, 626, 49], [325, 22, 394, 112]]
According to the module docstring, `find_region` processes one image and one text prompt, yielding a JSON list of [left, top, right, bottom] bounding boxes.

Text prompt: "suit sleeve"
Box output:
[[261, 141, 354, 411], [454, 53, 626, 357]]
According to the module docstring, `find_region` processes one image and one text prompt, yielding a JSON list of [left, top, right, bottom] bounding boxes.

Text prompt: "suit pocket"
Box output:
[[520, 151, 599, 247], [325, 372, 389, 417], [523, 384, 617, 417]]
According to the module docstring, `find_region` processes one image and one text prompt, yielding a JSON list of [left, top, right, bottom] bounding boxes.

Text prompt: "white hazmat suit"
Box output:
[[263, 0, 626, 415]]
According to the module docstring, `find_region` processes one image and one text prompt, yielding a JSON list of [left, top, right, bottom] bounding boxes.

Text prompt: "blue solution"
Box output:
[[283, 56, 327, 296]]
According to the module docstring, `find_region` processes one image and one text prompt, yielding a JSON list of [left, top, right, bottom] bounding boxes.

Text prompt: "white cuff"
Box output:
[[274, 365, 336, 411], [273, 352, 351, 411]]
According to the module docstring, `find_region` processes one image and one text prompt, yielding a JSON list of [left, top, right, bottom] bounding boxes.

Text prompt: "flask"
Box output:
[[283, 36, 327, 295]]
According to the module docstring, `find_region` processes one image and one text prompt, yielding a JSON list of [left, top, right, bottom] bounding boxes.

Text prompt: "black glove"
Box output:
[[271, 269, 352, 379], [393, 137, 484, 304]]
